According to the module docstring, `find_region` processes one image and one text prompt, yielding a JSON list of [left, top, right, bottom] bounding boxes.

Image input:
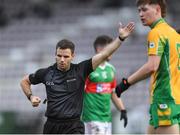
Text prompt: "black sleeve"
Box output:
[[78, 58, 93, 78], [29, 68, 48, 85]]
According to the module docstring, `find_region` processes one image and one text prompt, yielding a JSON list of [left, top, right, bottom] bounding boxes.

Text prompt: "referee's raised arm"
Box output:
[[92, 22, 135, 70]]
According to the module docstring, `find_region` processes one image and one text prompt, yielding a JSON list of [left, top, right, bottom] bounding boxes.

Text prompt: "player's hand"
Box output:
[[118, 22, 135, 41], [120, 110, 128, 128], [30, 96, 41, 107], [115, 78, 130, 97]]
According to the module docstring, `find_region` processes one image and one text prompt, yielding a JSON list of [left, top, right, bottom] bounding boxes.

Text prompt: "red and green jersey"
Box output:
[[82, 62, 116, 122], [147, 18, 180, 104]]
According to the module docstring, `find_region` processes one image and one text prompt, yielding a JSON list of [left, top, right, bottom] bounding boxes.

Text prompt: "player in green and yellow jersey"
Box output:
[[115, 0, 180, 134], [82, 35, 128, 134]]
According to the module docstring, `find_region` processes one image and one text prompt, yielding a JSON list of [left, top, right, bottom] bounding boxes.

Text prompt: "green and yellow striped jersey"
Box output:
[[147, 18, 180, 104]]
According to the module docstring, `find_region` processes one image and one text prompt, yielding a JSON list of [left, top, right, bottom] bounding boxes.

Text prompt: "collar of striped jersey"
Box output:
[[150, 18, 165, 29], [99, 61, 107, 69]]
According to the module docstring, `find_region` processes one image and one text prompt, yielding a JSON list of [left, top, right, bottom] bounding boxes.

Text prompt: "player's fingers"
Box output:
[[120, 114, 123, 120], [124, 118, 128, 127]]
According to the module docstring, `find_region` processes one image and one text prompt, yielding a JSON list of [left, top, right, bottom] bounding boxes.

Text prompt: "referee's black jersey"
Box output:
[[29, 58, 93, 120]]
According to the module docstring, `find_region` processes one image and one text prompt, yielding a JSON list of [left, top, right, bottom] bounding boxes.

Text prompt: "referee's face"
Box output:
[[55, 48, 74, 71]]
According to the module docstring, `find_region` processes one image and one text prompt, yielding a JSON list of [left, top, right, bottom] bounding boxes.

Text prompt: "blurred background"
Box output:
[[0, 0, 179, 134]]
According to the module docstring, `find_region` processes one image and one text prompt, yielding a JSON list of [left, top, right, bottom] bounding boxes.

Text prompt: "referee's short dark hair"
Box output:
[[93, 35, 113, 52], [56, 39, 75, 54]]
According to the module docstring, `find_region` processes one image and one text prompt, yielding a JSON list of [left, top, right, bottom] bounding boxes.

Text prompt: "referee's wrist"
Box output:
[[27, 93, 33, 100], [118, 36, 125, 41]]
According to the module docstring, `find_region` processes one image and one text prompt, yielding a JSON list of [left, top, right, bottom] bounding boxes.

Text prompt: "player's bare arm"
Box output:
[[20, 75, 41, 107], [111, 92, 125, 110], [92, 22, 135, 70], [111, 92, 128, 128], [128, 55, 161, 85]]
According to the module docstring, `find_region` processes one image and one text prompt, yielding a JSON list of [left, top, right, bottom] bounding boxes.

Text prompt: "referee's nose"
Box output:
[[60, 56, 65, 62]]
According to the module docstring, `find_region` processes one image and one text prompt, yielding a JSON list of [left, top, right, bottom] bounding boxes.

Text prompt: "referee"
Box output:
[[20, 22, 134, 134]]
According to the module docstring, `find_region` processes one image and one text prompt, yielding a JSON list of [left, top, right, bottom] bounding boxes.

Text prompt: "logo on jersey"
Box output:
[[97, 84, 103, 93], [96, 83, 111, 93], [46, 81, 54, 86], [149, 42, 155, 48], [159, 104, 168, 109]]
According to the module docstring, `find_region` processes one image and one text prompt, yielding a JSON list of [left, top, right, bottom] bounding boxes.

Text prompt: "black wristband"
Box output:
[[118, 36, 125, 41], [27, 93, 32, 100], [122, 78, 131, 88], [121, 110, 127, 113]]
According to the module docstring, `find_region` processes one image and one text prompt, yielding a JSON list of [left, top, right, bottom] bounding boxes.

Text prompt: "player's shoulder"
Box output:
[[149, 21, 172, 35], [106, 62, 115, 70], [147, 27, 164, 41], [106, 62, 113, 67], [148, 27, 159, 35]]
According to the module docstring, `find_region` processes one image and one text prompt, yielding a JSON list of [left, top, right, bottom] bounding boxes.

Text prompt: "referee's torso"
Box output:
[[29, 59, 93, 120]]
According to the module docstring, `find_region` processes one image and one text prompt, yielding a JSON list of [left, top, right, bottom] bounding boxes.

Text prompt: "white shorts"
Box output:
[[84, 121, 112, 135]]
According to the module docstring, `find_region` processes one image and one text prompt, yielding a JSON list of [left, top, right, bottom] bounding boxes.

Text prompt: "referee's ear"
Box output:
[[71, 53, 75, 59]]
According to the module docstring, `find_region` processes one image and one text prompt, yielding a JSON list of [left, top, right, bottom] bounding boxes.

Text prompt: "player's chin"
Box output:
[[140, 20, 148, 26], [141, 21, 148, 26]]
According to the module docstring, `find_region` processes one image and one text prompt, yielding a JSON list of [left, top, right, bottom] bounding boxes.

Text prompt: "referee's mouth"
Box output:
[[57, 63, 65, 69], [59, 64, 65, 68]]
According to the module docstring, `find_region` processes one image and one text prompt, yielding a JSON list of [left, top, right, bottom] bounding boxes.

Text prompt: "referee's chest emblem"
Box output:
[[46, 81, 54, 86]]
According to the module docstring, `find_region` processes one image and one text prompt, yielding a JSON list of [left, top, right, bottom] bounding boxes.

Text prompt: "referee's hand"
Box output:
[[118, 22, 135, 41], [30, 96, 41, 107]]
